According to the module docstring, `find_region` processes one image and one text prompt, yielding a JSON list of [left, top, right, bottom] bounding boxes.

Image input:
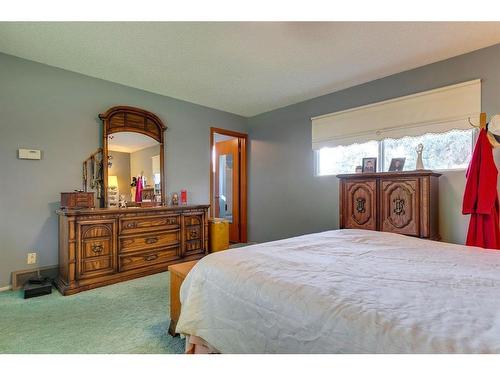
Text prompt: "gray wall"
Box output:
[[247, 43, 500, 245], [0, 52, 247, 288], [108, 150, 131, 199], [130, 144, 161, 191]]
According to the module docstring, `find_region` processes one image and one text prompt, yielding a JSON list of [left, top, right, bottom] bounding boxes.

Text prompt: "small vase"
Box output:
[[415, 143, 425, 170]]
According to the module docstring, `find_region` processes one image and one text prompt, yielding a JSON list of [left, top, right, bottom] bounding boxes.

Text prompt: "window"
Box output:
[[317, 140, 379, 176], [316, 129, 475, 176]]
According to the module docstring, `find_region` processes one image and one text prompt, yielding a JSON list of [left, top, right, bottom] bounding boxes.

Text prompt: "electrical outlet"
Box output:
[[27, 252, 37, 265]]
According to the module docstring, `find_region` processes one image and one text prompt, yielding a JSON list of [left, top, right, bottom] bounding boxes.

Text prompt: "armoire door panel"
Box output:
[[380, 179, 420, 236], [344, 180, 377, 230]]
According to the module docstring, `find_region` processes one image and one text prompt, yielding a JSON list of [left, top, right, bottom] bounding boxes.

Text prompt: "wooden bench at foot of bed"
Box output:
[[168, 260, 199, 336]]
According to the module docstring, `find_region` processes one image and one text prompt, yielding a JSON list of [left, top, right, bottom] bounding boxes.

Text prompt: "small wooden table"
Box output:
[[168, 260, 199, 336]]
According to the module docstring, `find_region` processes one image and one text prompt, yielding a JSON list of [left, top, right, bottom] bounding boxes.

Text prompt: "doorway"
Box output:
[[210, 127, 247, 243]]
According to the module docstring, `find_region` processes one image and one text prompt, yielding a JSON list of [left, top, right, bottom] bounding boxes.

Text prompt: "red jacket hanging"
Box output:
[[462, 129, 500, 249]]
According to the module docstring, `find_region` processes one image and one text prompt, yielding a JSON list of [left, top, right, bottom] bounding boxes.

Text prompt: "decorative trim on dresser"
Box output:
[[337, 170, 441, 240], [56, 205, 209, 295]]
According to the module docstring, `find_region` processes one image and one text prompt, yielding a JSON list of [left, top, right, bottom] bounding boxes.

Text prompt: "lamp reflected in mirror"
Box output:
[[108, 175, 118, 188]]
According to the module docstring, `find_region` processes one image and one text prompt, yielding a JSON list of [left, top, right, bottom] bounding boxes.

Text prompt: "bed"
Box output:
[[175, 229, 500, 353]]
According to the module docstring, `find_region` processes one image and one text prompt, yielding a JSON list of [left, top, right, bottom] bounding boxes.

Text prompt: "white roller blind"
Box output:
[[311, 79, 481, 150]]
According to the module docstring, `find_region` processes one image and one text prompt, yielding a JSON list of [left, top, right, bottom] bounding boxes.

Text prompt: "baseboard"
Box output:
[[0, 285, 12, 292], [12, 265, 59, 290]]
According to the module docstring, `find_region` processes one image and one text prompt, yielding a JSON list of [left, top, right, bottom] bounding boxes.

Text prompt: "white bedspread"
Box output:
[[176, 229, 500, 353]]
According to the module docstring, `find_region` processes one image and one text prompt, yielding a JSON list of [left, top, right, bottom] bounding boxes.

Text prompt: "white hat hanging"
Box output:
[[487, 114, 500, 148]]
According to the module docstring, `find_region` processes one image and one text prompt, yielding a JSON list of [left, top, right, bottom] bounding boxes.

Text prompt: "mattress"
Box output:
[[175, 229, 500, 353]]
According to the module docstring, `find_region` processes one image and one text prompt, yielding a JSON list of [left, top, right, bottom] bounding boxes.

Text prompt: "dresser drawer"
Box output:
[[183, 240, 204, 256], [82, 238, 112, 258], [119, 230, 180, 254], [120, 215, 180, 235], [82, 257, 112, 275], [119, 247, 179, 272], [183, 214, 203, 226], [185, 226, 201, 241]]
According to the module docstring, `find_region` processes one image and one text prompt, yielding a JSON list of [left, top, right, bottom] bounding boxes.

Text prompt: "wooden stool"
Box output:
[[168, 260, 199, 336]]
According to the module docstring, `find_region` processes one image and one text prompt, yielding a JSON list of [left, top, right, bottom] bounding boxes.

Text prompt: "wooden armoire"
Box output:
[[337, 170, 441, 240]]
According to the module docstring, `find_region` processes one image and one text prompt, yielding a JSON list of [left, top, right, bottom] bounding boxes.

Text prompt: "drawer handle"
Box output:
[[166, 218, 177, 225], [145, 237, 159, 244], [144, 254, 158, 261], [355, 198, 366, 213], [91, 243, 104, 254], [125, 222, 137, 229], [393, 197, 406, 216]]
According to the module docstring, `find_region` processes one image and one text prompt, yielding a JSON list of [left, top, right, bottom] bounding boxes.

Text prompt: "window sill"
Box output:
[[315, 168, 467, 177]]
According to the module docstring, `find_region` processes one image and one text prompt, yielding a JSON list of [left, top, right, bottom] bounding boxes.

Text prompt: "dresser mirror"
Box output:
[[100, 106, 166, 208]]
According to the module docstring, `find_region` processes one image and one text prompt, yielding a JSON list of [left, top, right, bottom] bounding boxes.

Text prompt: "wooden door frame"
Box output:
[[210, 127, 248, 243]]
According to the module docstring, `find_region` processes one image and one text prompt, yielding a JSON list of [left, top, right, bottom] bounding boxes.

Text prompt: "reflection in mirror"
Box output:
[[108, 132, 161, 206], [218, 153, 233, 222]]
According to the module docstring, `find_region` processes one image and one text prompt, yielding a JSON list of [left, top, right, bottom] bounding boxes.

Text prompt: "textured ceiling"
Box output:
[[1, 22, 500, 117], [108, 132, 158, 153]]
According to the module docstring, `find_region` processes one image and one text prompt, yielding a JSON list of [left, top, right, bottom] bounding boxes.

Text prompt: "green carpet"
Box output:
[[0, 272, 185, 354]]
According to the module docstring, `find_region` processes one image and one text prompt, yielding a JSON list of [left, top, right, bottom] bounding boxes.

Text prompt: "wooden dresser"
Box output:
[[337, 170, 441, 240], [56, 205, 209, 295]]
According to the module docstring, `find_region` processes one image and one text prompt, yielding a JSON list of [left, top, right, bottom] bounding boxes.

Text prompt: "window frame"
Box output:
[[314, 129, 477, 176]]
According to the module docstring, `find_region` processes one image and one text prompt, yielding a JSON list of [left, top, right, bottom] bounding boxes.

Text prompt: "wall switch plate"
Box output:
[[27, 252, 37, 265], [18, 149, 42, 160]]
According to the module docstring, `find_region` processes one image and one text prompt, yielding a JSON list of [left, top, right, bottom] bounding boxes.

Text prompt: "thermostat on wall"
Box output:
[[18, 149, 42, 160]]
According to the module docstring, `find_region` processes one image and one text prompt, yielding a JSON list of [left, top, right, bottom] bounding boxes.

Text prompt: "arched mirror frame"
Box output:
[[99, 106, 167, 207]]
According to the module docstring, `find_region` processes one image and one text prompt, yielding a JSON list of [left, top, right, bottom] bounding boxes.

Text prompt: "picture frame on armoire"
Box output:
[[388, 157, 406, 172], [362, 157, 377, 173]]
